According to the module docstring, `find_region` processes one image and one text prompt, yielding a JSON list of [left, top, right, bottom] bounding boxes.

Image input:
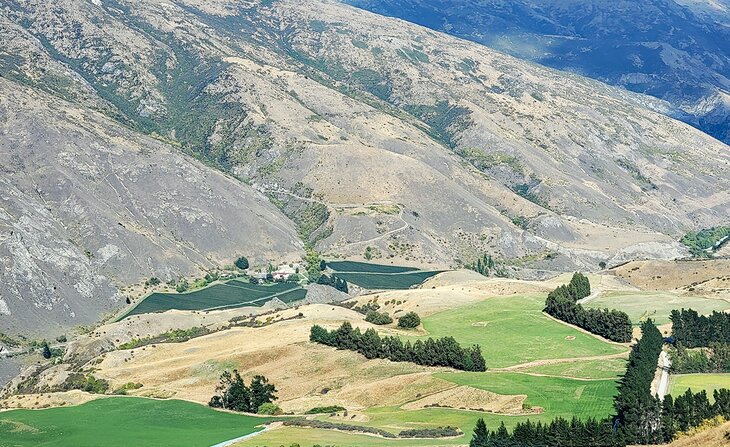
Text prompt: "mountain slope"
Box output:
[[0, 0, 728, 336], [346, 0, 730, 144], [0, 77, 303, 336]]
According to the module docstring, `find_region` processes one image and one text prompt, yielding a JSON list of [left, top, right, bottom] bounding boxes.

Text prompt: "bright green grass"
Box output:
[[123, 282, 304, 318], [522, 357, 627, 379], [0, 397, 270, 447], [233, 426, 457, 447], [333, 270, 442, 290], [327, 260, 419, 273], [236, 372, 619, 447], [583, 291, 730, 325], [409, 294, 627, 368], [669, 374, 730, 401]]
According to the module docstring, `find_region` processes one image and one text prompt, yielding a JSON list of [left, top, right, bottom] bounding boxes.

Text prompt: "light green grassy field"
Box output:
[[408, 294, 627, 368], [236, 372, 619, 447], [583, 291, 730, 325], [0, 397, 270, 447], [669, 374, 730, 401], [522, 358, 628, 379]]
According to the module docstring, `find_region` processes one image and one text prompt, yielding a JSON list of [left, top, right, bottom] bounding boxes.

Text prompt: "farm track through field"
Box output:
[[495, 351, 630, 372], [260, 187, 410, 248]]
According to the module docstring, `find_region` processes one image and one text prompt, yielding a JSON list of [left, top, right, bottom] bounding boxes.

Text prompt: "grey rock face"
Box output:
[[0, 78, 303, 337]]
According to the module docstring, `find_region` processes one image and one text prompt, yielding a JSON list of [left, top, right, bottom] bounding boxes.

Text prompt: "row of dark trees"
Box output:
[[317, 274, 349, 293], [544, 273, 632, 343], [613, 320, 664, 444], [670, 309, 730, 348], [470, 417, 620, 447], [208, 370, 277, 413], [669, 342, 730, 373], [310, 322, 486, 371]]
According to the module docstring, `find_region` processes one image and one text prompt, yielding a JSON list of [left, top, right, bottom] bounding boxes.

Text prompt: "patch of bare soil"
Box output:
[[401, 385, 540, 415], [612, 260, 730, 298], [0, 390, 100, 410]]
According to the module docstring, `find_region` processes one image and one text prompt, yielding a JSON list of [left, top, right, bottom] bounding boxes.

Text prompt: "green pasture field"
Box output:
[[409, 294, 627, 368], [522, 357, 627, 379], [669, 374, 730, 401], [332, 270, 442, 290], [123, 281, 305, 318], [0, 397, 270, 447], [327, 260, 419, 273], [235, 371, 619, 447], [583, 291, 730, 325]]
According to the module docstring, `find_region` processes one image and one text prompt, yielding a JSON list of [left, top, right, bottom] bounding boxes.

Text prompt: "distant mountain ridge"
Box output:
[[346, 0, 730, 144]]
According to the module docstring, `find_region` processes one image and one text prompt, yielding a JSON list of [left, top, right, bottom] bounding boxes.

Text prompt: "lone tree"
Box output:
[[41, 341, 52, 359], [234, 256, 250, 270], [398, 312, 421, 329]]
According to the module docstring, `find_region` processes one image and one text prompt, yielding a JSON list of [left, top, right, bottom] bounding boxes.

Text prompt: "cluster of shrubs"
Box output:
[[283, 419, 460, 439], [317, 274, 349, 293], [304, 405, 346, 414], [118, 326, 209, 350], [310, 322, 486, 371], [364, 310, 393, 325], [397, 311, 421, 329], [544, 273, 632, 343]]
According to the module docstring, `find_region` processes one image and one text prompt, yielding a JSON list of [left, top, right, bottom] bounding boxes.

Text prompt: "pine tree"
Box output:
[[470, 418, 489, 447]]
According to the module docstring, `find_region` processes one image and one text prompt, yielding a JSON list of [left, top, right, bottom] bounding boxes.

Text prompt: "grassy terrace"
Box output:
[[670, 374, 730, 402], [0, 398, 270, 447], [122, 281, 305, 318], [583, 291, 730, 326], [409, 294, 627, 368]]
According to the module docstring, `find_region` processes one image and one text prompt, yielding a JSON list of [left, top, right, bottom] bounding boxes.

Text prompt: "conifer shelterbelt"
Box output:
[[310, 322, 486, 372], [544, 272, 633, 343], [670, 309, 730, 348]]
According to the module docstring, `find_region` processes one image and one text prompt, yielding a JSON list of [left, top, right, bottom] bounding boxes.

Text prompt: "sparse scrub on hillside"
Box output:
[[310, 322, 486, 371], [118, 327, 210, 350]]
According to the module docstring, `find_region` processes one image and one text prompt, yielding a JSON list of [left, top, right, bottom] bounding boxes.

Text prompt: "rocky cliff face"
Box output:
[[346, 0, 730, 144], [0, 78, 302, 336], [0, 0, 728, 334]]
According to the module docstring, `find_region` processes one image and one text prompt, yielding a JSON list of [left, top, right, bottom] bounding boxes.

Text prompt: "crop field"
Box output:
[[123, 282, 305, 318], [0, 397, 270, 447], [583, 291, 730, 325], [669, 374, 730, 401], [327, 260, 419, 273], [522, 357, 627, 379], [332, 270, 442, 290], [409, 294, 627, 368], [235, 372, 619, 447]]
